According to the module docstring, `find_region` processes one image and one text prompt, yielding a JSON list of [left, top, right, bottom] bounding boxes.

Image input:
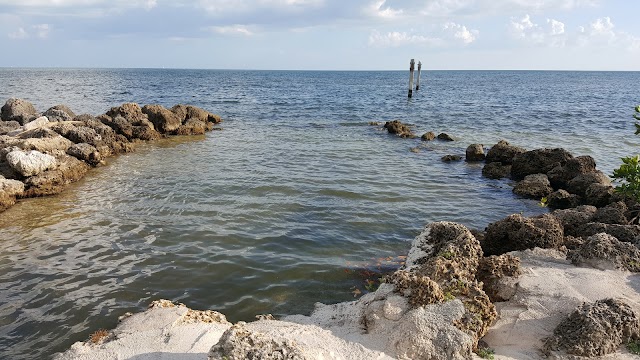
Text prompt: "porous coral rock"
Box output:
[[568, 233, 640, 272], [483, 214, 564, 256]]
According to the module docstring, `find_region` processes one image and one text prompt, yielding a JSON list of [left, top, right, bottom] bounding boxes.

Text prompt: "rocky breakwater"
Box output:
[[0, 98, 222, 212]]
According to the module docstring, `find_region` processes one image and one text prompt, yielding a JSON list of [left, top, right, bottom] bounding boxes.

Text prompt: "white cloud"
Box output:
[[368, 30, 442, 47], [33, 23, 50, 38], [8, 27, 29, 39], [366, 0, 403, 19], [509, 14, 566, 46], [206, 25, 254, 36], [444, 22, 478, 44], [548, 18, 565, 35]]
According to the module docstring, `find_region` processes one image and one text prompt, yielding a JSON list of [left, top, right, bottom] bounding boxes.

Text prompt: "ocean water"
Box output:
[[0, 69, 638, 359]]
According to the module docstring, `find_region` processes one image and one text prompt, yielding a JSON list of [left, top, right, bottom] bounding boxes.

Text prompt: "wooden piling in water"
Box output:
[[416, 61, 422, 91], [408, 59, 415, 98]]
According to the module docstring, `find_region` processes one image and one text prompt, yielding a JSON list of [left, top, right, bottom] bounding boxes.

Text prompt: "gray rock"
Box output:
[[42, 108, 72, 122], [482, 162, 511, 179], [566, 171, 611, 197], [592, 201, 628, 225], [23, 116, 49, 132], [483, 214, 564, 256], [67, 143, 102, 166], [543, 298, 640, 357], [547, 155, 597, 189], [552, 205, 597, 236], [485, 140, 526, 165], [437, 133, 454, 141], [441, 154, 462, 162], [1, 98, 38, 125], [547, 189, 581, 209], [568, 233, 640, 271], [465, 144, 485, 162], [421, 132, 436, 141], [510, 148, 573, 180], [585, 183, 614, 207], [0, 120, 21, 135], [512, 173, 553, 199], [209, 323, 307, 360], [575, 222, 640, 244], [6, 150, 57, 177]]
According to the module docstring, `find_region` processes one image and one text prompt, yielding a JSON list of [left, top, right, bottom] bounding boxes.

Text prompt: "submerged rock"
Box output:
[[543, 298, 640, 357], [482, 162, 511, 180], [441, 154, 462, 162]]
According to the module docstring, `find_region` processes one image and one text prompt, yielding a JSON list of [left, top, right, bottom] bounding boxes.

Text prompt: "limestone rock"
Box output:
[[1, 98, 38, 125], [482, 162, 511, 179], [485, 140, 526, 165], [176, 119, 207, 136], [171, 104, 222, 124], [23, 116, 49, 132], [383, 120, 414, 138], [543, 298, 640, 357], [510, 148, 573, 180], [6, 150, 57, 177], [585, 183, 614, 207], [568, 233, 640, 271], [0, 120, 21, 135], [477, 255, 522, 302], [512, 173, 553, 199], [0, 178, 25, 210], [142, 104, 183, 134], [437, 133, 454, 141], [552, 205, 597, 236], [483, 213, 564, 256], [23, 155, 89, 197], [208, 323, 306, 360], [67, 143, 102, 166], [441, 154, 462, 162], [100, 115, 134, 140], [566, 171, 611, 197], [421, 131, 436, 141], [132, 126, 161, 141], [547, 155, 597, 189], [593, 201, 629, 225], [105, 103, 148, 124], [575, 223, 640, 244], [43, 104, 76, 122], [465, 144, 485, 162], [547, 189, 581, 209]]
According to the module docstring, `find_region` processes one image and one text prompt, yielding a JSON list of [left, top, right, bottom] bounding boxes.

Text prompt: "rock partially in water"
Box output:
[[543, 298, 640, 357], [383, 120, 414, 138], [485, 140, 526, 165], [23, 155, 90, 197], [67, 143, 102, 167], [142, 104, 183, 134], [510, 148, 573, 180], [566, 170, 611, 197], [441, 154, 462, 162], [547, 155, 597, 189], [0, 177, 25, 210], [512, 173, 553, 199], [1, 98, 38, 125], [483, 214, 564, 256], [437, 133, 454, 141], [421, 131, 436, 141], [465, 144, 485, 162], [482, 162, 511, 179], [6, 149, 57, 177]]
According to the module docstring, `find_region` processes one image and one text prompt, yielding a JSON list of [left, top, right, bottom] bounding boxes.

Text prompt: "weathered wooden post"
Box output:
[[408, 59, 415, 98], [416, 61, 422, 91]]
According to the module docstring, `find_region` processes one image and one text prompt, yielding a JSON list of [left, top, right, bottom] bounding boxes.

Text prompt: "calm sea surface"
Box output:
[[0, 69, 639, 359]]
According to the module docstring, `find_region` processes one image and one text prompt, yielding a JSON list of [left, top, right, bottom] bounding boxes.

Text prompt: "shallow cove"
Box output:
[[0, 69, 638, 359]]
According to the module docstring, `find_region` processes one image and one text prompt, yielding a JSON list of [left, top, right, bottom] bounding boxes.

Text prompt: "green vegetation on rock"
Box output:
[[612, 106, 640, 202]]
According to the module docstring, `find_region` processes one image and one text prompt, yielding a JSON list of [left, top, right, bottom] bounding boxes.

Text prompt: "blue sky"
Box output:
[[0, 0, 638, 70]]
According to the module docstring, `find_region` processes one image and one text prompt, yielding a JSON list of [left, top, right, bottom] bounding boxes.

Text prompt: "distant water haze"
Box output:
[[0, 69, 638, 359]]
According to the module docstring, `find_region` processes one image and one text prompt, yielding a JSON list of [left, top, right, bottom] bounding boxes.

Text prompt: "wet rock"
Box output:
[[547, 155, 597, 189], [6, 150, 57, 177], [23, 155, 90, 197], [485, 140, 526, 165], [383, 120, 414, 138], [510, 148, 573, 180], [437, 133, 454, 141], [1, 98, 38, 125], [441, 154, 462, 162], [552, 205, 597, 237], [543, 298, 640, 357], [465, 144, 485, 162], [142, 104, 182, 134], [132, 126, 161, 141], [568, 233, 640, 271], [483, 214, 564, 256], [592, 201, 629, 225], [176, 118, 207, 136], [512, 173, 553, 199], [208, 323, 306, 360], [477, 255, 522, 302], [421, 131, 436, 141], [585, 183, 614, 207], [575, 223, 640, 244], [23, 116, 49, 132], [171, 104, 222, 125], [547, 189, 581, 209], [67, 143, 102, 166], [409, 147, 420, 153], [0, 120, 21, 135], [0, 177, 25, 210], [482, 162, 511, 180], [566, 171, 611, 197]]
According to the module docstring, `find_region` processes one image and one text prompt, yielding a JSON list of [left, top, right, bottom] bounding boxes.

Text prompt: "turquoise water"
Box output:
[[0, 69, 639, 359]]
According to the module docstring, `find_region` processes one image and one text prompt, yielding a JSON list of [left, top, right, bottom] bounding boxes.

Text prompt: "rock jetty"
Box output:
[[0, 98, 222, 212]]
